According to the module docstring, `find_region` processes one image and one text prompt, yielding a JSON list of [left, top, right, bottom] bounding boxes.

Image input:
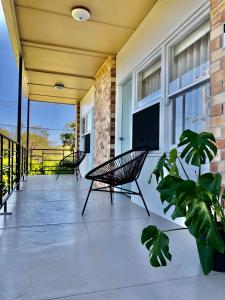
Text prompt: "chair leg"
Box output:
[[110, 186, 113, 205], [56, 169, 61, 180], [82, 181, 94, 215], [135, 180, 150, 216]]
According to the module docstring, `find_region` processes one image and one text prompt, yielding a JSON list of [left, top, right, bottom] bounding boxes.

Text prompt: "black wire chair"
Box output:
[[56, 151, 86, 181], [82, 147, 150, 216]]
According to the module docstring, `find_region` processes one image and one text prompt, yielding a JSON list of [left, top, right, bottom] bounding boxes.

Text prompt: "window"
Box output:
[[169, 20, 210, 94], [172, 83, 210, 144], [138, 59, 161, 107], [133, 103, 160, 150], [81, 117, 86, 135], [81, 111, 92, 136], [81, 111, 92, 153], [170, 20, 210, 144], [84, 133, 90, 153]]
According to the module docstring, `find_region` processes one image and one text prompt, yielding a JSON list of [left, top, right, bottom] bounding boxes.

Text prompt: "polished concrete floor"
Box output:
[[0, 175, 225, 300]]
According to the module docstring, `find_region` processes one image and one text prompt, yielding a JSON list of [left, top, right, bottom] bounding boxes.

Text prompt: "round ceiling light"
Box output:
[[71, 7, 90, 22], [54, 83, 64, 90]]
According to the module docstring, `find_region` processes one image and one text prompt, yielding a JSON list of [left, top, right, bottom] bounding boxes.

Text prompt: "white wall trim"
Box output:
[[117, 1, 210, 85], [116, 1, 210, 156], [115, 73, 133, 156]]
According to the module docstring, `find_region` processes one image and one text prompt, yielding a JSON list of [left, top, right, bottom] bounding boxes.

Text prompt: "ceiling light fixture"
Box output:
[[54, 83, 64, 90], [71, 7, 91, 22]]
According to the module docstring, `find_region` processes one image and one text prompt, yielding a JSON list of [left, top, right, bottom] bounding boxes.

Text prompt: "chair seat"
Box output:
[[82, 147, 150, 216], [56, 151, 86, 181], [85, 147, 150, 185]]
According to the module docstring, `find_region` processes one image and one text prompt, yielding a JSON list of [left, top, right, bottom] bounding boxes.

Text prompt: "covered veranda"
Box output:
[[1, 175, 225, 300], [1, 0, 225, 299]]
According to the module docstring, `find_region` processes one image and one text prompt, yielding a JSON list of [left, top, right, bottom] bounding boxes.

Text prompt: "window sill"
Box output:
[[167, 75, 210, 100]]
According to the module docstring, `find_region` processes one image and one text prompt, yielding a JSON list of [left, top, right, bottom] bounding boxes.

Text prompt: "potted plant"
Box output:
[[141, 129, 225, 274]]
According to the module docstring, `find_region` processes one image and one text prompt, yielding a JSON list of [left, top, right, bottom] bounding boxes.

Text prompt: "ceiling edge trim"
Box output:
[[21, 40, 114, 58], [1, 0, 29, 97]]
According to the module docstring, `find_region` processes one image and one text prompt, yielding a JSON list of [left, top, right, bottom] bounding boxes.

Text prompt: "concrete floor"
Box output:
[[0, 175, 225, 300]]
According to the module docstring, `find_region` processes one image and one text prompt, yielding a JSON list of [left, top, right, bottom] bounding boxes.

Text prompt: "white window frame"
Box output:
[[135, 54, 162, 111], [116, 74, 134, 156], [115, 3, 210, 157], [132, 51, 163, 154], [81, 110, 92, 137], [165, 17, 210, 148]]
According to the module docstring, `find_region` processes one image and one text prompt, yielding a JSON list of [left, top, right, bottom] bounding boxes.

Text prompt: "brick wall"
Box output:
[[210, 0, 225, 196], [94, 56, 116, 167]]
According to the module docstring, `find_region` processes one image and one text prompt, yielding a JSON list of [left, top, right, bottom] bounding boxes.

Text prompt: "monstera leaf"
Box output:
[[175, 180, 225, 253], [198, 173, 221, 199], [141, 225, 172, 267], [196, 238, 214, 275], [149, 153, 170, 183], [156, 175, 184, 219], [168, 148, 179, 177], [185, 201, 225, 253], [178, 130, 217, 166]]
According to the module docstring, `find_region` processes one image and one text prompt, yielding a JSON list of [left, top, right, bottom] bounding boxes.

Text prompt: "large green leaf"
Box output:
[[196, 238, 213, 275], [175, 180, 199, 215], [157, 175, 184, 219], [141, 225, 172, 267], [168, 148, 178, 164], [185, 201, 225, 253], [157, 175, 183, 203], [178, 130, 217, 166], [198, 173, 221, 199], [168, 149, 179, 177], [198, 173, 225, 227], [175, 180, 225, 253], [149, 153, 170, 184]]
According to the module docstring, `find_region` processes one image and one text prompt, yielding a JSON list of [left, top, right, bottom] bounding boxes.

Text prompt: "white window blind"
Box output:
[[141, 60, 161, 100], [170, 21, 210, 94], [174, 20, 210, 56]]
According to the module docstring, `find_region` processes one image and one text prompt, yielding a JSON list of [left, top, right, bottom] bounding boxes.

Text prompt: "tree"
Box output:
[[21, 126, 51, 153], [60, 122, 76, 151], [0, 128, 15, 149]]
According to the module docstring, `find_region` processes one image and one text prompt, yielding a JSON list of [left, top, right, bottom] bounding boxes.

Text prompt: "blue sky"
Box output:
[[0, 2, 75, 145]]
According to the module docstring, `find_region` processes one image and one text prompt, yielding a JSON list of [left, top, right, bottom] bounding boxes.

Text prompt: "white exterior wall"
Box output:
[[79, 86, 94, 177], [116, 0, 209, 225]]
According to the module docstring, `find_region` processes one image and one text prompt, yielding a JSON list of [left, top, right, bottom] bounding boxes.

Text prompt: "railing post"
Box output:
[[8, 140, 11, 196], [30, 148, 32, 172], [16, 55, 23, 190], [0, 136, 3, 207], [76, 102, 80, 151], [26, 99, 30, 175]]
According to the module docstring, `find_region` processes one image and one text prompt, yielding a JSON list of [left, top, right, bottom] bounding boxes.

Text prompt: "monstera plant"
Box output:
[[141, 129, 225, 274]]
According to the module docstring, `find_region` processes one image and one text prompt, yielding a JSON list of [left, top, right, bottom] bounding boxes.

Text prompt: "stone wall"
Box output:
[[94, 56, 116, 167]]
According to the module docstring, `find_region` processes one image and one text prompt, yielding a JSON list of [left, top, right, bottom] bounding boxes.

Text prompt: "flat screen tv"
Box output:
[[132, 103, 160, 150]]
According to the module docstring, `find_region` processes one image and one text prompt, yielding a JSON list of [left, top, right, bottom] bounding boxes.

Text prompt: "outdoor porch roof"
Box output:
[[2, 0, 157, 105]]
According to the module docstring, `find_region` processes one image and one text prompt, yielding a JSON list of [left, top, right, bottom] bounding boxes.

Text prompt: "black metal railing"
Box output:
[[29, 148, 73, 174], [0, 132, 28, 213]]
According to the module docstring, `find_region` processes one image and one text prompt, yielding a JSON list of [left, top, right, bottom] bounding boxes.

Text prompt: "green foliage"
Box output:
[[142, 129, 225, 275], [196, 239, 213, 275], [60, 122, 76, 151], [178, 130, 217, 166], [141, 225, 172, 267], [149, 149, 179, 184], [157, 175, 184, 219], [149, 153, 169, 183]]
